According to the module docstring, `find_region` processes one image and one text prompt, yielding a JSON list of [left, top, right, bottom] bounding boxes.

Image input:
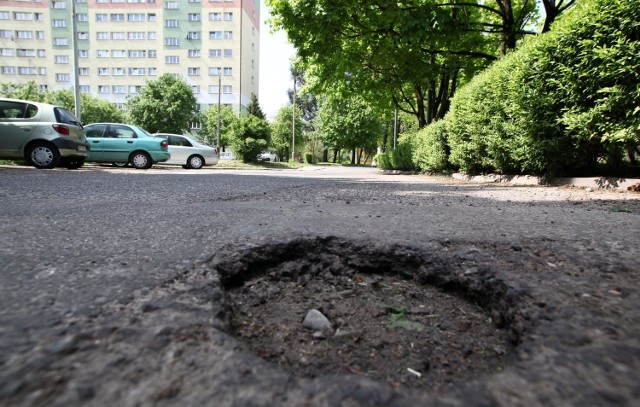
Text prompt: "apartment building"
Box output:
[[0, 0, 260, 119]]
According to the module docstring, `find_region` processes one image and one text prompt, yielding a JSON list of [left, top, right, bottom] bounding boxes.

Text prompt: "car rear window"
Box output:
[[54, 107, 82, 127]]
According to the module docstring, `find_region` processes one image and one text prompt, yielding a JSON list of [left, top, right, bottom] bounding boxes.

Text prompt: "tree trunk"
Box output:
[[322, 147, 328, 163], [332, 149, 339, 163], [415, 86, 427, 129], [497, 0, 517, 56], [542, 0, 575, 33], [351, 149, 356, 165], [426, 81, 435, 125]]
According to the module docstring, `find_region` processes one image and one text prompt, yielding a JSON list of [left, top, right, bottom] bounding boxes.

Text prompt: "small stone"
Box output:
[[302, 309, 333, 334]]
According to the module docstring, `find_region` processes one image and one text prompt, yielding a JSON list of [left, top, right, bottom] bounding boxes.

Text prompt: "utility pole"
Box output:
[[217, 75, 221, 153], [291, 76, 296, 161], [70, 0, 81, 121]]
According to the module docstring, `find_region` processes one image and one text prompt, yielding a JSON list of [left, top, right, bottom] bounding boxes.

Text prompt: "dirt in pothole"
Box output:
[[227, 262, 515, 392]]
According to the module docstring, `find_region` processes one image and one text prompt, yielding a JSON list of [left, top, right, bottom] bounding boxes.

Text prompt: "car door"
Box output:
[[100, 125, 138, 163], [85, 124, 108, 161], [166, 135, 191, 165], [0, 100, 38, 158]]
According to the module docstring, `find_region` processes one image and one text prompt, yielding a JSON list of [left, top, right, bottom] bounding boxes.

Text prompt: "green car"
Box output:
[[85, 123, 170, 169]]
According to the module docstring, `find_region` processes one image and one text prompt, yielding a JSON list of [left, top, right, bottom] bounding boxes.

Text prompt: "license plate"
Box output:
[[78, 145, 87, 152]]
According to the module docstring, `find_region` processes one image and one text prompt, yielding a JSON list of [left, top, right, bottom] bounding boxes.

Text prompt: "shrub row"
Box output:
[[377, 0, 639, 176]]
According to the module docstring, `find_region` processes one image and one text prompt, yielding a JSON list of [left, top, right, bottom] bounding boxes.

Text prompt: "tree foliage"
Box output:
[[270, 105, 305, 161], [230, 116, 271, 163], [126, 73, 199, 134], [246, 93, 266, 119], [201, 105, 239, 149]]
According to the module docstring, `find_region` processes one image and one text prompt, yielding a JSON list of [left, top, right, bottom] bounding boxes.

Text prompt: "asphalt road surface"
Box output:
[[1, 164, 639, 406]]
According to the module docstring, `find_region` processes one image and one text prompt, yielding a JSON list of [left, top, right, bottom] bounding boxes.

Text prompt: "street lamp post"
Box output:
[[291, 77, 296, 161], [217, 75, 221, 153], [70, 0, 81, 121]]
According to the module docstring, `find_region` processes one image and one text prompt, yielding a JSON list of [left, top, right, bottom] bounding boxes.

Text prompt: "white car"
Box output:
[[153, 133, 218, 169], [259, 151, 278, 162]]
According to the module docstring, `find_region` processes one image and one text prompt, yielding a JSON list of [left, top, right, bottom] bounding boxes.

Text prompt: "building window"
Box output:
[[223, 67, 232, 76], [0, 12, 10, 20], [36, 32, 45, 40], [147, 13, 156, 22], [164, 37, 179, 46], [187, 32, 200, 40], [165, 1, 179, 9], [17, 31, 34, 39], [224, 31, 233, 39], [148, 32, 157, 40], [38, 49, 47, 57], [112, 85, 126, 94], [209, 12, 221, 21], [112, 50, 127, 58], [111, 14, 125, 22], [148, 50, 157, 58], [128, 13, 145, 22], [223, 12, 233, 21], [208, 67, 221, 76], [208, 85, 219, 94], [52, 1, 66, 9], [1, 48, 14, 56], [78, 68, 89, 76], [17, 49, 36, 57], [224, 49, 232, 57], [98, 85, 110, 94], [54, 55, 69, 63], [35, 13, 44, 22], [223, 85, 232, 94], [148, 67, 157, 75], [165, 56, 180, 64], [96, 14, 107, 22], [209, 31, 222, 40], [1, 66, 16, 75], [112, 67, 125, 75], [128, 32, 146, 40], [188, 67, 200, 76], [188, 13, 200, 21], [165, 19, 179, 28], [128, 85, 141, 94], [15, 12, 33, 21], [188, 49, 201, 58], [97, 50, 110, 58], [192, 86, 200, 94], [111, 32, 126, 40], [129, 50, 146, 58], [53, 38, 68, 46], [209, 49, 222, 58], [98, 68, 109, 75], [19, 67, 37, 75], [56, 73, 70, 82], [52, 19, 67, 28], [77, 14, 88, 22], [77, 32, 89, 40], [96, 32, 109, 40], [128, 67, 146, 75], [79, 85, 90, 93]]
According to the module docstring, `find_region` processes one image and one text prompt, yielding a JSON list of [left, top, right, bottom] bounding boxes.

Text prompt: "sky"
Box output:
[[258, 0, 297, 120]]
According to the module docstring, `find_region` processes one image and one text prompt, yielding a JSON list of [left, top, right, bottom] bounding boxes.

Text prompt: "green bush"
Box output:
[[389, 134, 417, 171], [445, 0, 640, 176], [375, 152, 392, 169], [304, 152, 313, 164], [413, 119, 451, 172]]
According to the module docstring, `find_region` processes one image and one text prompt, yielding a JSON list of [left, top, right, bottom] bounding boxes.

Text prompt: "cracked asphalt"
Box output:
[[0, 164, 638, 406]]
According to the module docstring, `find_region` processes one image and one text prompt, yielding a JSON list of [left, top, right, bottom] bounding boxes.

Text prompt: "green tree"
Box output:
[[317, 93, 383, 164], [201, 105, 239, 150], [270, 105, 304, 161], [246, 93, 266, 119], [0, 81, 45, 102], [126, 73, 199, 133], [230, 116, 271, 163]]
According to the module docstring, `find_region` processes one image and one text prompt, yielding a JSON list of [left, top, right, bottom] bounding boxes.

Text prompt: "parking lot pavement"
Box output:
[[0, 165, 639, 406]]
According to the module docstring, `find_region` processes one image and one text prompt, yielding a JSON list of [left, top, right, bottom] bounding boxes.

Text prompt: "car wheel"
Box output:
[[130, 151, 152, 169], [26, 142, 61, 169], [64, 159, 85, 169], [112, 162, 128, 167], [187, 155, 204, 169]]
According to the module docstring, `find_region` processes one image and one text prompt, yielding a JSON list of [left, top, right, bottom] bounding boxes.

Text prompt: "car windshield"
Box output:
[[55, 107, 83, 128], [139, 127, 153, 137]]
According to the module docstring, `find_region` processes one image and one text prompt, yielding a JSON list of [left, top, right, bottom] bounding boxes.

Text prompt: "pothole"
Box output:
[[216, 237, 525, 393]]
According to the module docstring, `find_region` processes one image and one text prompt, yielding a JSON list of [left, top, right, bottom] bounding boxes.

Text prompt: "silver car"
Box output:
[[153, 133, 218, 169], [0, 98, 88, 169]]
